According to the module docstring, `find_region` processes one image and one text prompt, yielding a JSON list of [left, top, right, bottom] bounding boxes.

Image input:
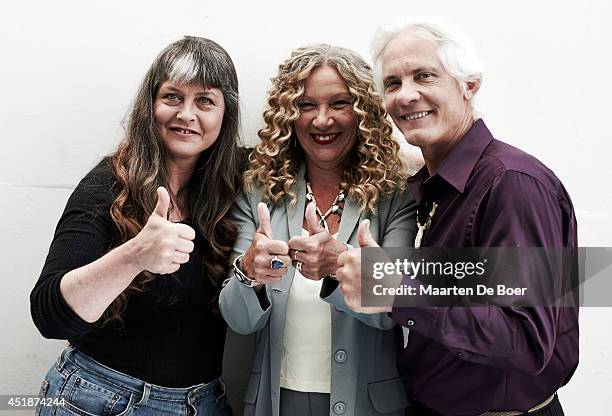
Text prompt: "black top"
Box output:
[[30, 159, 226, 387]]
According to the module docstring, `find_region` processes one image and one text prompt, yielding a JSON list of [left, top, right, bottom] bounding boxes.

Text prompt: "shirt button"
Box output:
[[334, 350, 347, 363], [457, 352, 464, 358], [406, 319, 415, 326], [333, 401, 346, 414]]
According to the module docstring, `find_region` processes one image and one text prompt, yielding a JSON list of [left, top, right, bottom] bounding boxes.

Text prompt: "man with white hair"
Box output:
[[335, 18, 579, 416]]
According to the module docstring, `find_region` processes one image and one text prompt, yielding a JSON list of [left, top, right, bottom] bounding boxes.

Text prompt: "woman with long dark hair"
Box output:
[[30, 36, 243, 415]]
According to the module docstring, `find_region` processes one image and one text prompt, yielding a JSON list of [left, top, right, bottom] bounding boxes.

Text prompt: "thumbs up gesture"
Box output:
[[241, 203, 291, 285], [287, 202, 348, 280], [132, 187, 196, 275], [357, 219, 378, 248], [336, 220, 391, 314]]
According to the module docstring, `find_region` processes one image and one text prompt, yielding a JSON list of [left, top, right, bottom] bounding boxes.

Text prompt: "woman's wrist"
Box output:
[[122, 237, 147, 274], [233, 253, 261, 288], [240, 250, 255, 278]]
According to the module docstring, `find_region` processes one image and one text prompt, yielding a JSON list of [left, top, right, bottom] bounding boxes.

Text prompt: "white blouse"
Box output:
[[279, 229, 333, 393]]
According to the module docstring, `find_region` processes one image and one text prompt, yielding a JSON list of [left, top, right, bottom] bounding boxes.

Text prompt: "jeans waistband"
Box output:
[[58, 347, 223, 402]]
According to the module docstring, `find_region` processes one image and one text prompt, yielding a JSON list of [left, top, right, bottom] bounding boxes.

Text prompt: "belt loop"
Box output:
[[134, 383, 151, 408], [56, 346, 73, 372]]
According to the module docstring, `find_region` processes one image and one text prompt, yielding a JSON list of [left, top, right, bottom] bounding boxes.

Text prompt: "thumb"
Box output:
[[357, 219, 377, 248], [305, 202, 325, 235], [153, 187, 170, 218], [257, 202, 273, 238]]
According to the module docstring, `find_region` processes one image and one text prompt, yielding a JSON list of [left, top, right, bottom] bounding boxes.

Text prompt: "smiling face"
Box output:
[[154, 81, 225, 165], [381, 34, 478, 165], [294, 64, 358, 175]]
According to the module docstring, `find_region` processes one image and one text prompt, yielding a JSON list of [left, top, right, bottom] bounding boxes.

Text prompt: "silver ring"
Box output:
[[295, 261, 303, 272], [270, 256, 285, 270]]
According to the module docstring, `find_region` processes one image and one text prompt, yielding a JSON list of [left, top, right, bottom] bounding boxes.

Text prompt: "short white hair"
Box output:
[[371, 17, 484, 114]]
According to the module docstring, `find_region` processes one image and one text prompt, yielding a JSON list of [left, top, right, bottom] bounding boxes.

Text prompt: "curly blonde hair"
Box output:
[[244, 44, 406, 213]]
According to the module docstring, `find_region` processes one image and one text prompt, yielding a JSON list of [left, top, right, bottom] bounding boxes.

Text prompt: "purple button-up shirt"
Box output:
[[391, 119, 579, 416]]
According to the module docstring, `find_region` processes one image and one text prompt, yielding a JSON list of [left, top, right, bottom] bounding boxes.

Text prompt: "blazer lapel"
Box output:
[[286, 164, 307, 240], [268, 169, 308, 402], [337, 195, 362, 243]]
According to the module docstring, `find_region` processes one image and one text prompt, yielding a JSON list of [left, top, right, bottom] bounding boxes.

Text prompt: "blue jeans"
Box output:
[[36, 347, 232, 416]]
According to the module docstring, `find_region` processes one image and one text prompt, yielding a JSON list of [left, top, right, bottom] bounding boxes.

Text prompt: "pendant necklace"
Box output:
[[306, 182, 345, 232], [414, 202, 438, 248]]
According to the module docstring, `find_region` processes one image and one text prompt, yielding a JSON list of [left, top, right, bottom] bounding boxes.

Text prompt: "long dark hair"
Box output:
[[107, 36, 243, 322]]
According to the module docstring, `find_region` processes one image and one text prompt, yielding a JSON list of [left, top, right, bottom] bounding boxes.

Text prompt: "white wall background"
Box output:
[[1, 0, 611, 414]]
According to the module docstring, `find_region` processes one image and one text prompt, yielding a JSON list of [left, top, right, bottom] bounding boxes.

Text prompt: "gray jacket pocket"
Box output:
[[367, 377, 410, 413]]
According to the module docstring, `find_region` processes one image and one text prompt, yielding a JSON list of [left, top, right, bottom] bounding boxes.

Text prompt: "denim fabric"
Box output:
[[36, 347, 232, 416]]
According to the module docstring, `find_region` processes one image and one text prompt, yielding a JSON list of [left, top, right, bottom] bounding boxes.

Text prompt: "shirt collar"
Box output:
[[408, 119, 493, 197]]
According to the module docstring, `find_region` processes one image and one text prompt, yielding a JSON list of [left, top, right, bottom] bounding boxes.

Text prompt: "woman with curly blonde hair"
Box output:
[[220, 44, 416, 416]]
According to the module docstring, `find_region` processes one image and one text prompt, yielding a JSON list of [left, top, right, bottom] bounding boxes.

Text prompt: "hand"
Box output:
[[287, 202, 347, 280], [336, 219, 392, 313], [241, 203, 291, 285], [132, 187, 196, 275]]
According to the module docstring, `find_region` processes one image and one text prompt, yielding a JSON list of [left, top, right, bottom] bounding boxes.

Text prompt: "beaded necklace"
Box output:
[[305, 182, 345, 232]]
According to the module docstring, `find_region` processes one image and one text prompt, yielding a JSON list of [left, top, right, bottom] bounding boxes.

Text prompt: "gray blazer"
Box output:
[[220, 171, 416, 416]]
